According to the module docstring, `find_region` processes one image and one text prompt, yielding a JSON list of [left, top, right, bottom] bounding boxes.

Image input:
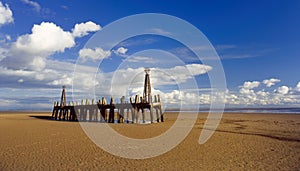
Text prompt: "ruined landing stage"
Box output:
[[51, 69, 164, 123]]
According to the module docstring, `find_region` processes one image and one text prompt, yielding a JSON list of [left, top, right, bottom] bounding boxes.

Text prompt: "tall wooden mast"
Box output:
[[143, 68, 151, 103], [60, 85, 66, 107]]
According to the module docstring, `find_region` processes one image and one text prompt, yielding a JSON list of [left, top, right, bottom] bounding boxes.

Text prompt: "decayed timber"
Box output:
[[51, 69, 164, 123]]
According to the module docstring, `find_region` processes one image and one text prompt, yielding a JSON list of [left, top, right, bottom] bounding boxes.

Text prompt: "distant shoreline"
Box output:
[[166, 107, 300, 114], [1, 110, 300, 115], [2, 107, 300, 113]]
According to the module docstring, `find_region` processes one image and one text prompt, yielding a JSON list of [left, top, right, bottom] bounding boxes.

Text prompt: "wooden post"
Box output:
[[80, 99, 84, 121], [126, 108, 130, 123], [119, 96, 125, 123], [159, 106, 164, 122], [100, 97, 107, 122], [52, 101, 56, 118], [155, 108, 159, 122], [134, 95, 140, 123], [130, 97, 134, 123], [150, 106, 154, 123], [109, 97, 115, 123], [55, 102, 59, 120], [142, 108, 145, 123]]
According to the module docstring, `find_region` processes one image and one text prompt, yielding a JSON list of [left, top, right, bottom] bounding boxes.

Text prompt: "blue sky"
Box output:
[[0, 0, 300, 110]]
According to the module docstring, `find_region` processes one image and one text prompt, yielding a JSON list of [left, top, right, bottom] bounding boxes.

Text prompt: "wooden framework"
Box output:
[[51, 69, 164, 123]]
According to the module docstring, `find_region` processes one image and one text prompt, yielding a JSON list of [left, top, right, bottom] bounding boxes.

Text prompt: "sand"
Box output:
[[0, 112, 299, 170]]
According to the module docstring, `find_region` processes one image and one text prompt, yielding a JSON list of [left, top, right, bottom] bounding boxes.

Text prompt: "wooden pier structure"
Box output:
[[51, 69, 164, 123]]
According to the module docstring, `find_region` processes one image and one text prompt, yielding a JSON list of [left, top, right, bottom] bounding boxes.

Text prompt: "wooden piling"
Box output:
[[51, 69, 164, 124]]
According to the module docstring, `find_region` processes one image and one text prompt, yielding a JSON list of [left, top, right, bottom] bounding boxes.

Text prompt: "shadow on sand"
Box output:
[[29, 115, 60, 121]]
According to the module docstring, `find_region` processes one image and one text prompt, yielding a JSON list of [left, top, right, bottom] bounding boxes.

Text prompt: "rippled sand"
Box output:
[[0, 112, 299, 170]]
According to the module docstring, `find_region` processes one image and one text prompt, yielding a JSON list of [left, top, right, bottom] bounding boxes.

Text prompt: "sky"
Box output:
[[0, 0, 300, 110]]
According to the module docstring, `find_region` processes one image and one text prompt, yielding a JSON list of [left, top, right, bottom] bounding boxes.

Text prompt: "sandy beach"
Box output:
[[0, 112, 299, 170]]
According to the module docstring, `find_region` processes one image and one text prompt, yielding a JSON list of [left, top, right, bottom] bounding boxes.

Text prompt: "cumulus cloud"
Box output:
[[79, 47, 111, 61], [1, 22, 75, 70], [263, 78, 280, 87], [15, 22, 75, 55], [242, 81, 260, 89], [231, 79, 300, 106], [0, 21, 100, 71], [239, 81, 260, 94], [20, 0, 41, 12], [239, 88, 255, 95], [161, 90, 196, 104], [72, 21, 101, 38], [0, 1, 13, 26], [48, 75, 72, 86], [276, 86, 289, 95], [114, 47, 128, 55]]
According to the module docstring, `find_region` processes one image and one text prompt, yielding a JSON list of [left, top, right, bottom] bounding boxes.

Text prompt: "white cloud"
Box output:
[[0, 1, 13, 26], [241, 81, 260, 89], [79, 47, 111, 61], [0, 58, 102, 93], [48, 74, 72, 86], [2, 57, 300, 108], [1, 22, 75, 70], [0, 65, 55, 85], [0, 47, 8, 61], [14, 22, 75, 54], [185, 63, 212, 76], [5, 35, 11, 41], [256, 90, 269, 97], [72, 21, 101, 38], [129, 88, 202, 106], [103, 63, 212, 99], [239, 87, 255, 95], [149, 64, 212, 86], [296, 82, 300, 92], [232, 80, 300, 106], [276, 86, 289, 95], [0, 21, 100, 71], [20, 0, 41, 12], [263, 78, 280, 87], [114, 47, 128, 55], [12, 21, 99, 56]]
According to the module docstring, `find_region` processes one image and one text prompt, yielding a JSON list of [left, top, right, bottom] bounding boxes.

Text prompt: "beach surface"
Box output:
[[0, 112, 299, 170]]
